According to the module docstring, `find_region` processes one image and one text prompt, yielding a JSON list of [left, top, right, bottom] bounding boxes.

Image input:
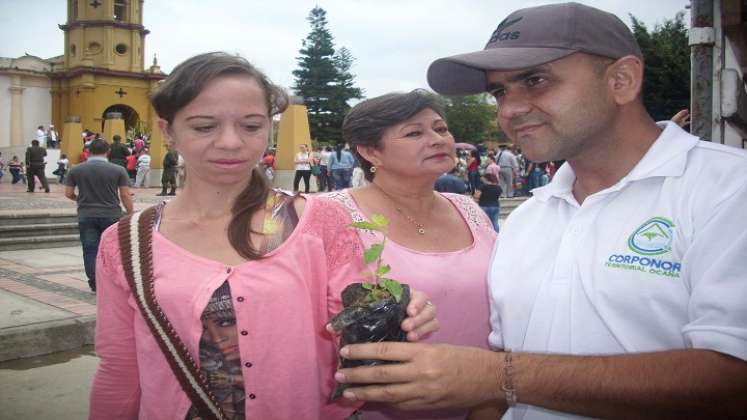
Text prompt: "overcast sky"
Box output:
[[1, 0, 689, 98]]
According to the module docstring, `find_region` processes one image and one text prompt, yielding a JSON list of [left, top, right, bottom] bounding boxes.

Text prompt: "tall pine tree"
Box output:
[[329, 46, 364, 138], [293, 7, 362, 143]]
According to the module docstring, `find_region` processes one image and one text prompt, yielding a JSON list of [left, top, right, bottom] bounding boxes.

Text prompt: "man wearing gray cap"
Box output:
[[333, 3, 747, 419]]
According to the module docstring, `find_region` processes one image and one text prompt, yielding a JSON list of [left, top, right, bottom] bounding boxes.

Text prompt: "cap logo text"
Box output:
[[488, 16, 522, 44]]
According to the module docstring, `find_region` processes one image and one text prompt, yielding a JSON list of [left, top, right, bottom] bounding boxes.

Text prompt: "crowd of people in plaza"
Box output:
[[3, 126, 179, 196], [35, 124, 60, 149], [276, 142, 363, 193], [445, 145, 558, 198], [9, 2, 741, 419], [77, 131, 161, 192]]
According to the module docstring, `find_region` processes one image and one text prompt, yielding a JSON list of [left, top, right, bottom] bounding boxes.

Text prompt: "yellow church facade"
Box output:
[[0, 0, 167, 170], [52, 0, 167, 165], [2, 0, 313, 186]]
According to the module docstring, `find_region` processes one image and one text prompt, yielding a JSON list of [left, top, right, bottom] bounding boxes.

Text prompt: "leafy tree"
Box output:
[[631, 12, 690, 121], [443, 94, 502, 143], [293, 7, 363, 143]]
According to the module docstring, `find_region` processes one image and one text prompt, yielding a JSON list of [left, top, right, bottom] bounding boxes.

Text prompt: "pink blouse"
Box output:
[[322, 190, 497, 420], [89, 197, 364, 420]]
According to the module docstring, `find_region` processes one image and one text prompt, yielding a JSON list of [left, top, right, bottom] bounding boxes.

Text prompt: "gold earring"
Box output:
[[370, 166, 377, 173]]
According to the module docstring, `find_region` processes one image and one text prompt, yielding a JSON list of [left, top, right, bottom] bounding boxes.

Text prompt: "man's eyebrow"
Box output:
[[486, 66, 548, 91]]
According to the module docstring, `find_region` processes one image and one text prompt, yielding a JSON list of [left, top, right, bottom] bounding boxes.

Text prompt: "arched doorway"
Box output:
[[101, 104, 139, 135]]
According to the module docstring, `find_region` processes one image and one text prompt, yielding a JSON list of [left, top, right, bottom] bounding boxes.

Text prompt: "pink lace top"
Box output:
[[90, 196, 364, 420], [321, 190, 497, 420]]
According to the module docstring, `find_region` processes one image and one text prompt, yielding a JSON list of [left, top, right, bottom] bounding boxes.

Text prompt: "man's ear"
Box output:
[[606, 55, 644, 105], [356, 144, 383, 168], [157, 119, 175, 148]]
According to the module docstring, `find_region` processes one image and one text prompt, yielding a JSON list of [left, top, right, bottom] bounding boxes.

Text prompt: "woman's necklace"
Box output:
[[371, 182, 430, 235]]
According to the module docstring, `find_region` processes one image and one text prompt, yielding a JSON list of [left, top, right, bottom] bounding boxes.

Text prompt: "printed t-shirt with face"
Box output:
[[157, 191, 299, 420]]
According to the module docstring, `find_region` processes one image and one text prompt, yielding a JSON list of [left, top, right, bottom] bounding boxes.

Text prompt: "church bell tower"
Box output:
[[53, 0, 167, 167], [62, 0, 148, 72]]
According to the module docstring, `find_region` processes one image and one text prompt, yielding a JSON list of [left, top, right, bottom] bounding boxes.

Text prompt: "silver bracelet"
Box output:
[[501, 349, 518, 407]]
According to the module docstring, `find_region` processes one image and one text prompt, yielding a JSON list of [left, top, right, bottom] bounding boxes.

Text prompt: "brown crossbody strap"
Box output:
[[117, 207, 227, 420]]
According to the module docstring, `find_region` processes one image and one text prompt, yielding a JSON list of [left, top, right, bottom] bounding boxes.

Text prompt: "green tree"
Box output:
[[443, 94, 500, 143], [293, 7, 362, 143], [631, 12, 690, 121], [329, 46, 364, 135]]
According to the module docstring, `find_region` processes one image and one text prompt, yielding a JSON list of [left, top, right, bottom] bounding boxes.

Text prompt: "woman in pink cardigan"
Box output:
[[89, 52, 437, 420]]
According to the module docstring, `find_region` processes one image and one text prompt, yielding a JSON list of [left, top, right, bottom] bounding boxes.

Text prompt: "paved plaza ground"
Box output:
[[0, 180, 168, 354], [0, 181, 182, 418], [0, 182, 111, 418], [0, 346, 97, 420]]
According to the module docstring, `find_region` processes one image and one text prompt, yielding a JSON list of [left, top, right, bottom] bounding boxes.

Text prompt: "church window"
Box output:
[[72, 0, 78, 20], [88, 42, 102, 53], [70, 44, 77, 56], [114, 0, 127, 22], [115, 43, 128, 54]]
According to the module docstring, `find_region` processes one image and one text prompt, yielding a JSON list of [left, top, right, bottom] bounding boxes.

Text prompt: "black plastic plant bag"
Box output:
[[330, 282, 411, 400]]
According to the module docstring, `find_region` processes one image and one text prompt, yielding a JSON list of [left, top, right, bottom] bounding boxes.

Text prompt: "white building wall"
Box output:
[[20, 76, 52, 146], [0, 75, 10, 148]]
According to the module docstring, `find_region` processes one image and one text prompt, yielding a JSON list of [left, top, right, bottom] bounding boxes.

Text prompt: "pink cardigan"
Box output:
[[89, 197, 363, 419]]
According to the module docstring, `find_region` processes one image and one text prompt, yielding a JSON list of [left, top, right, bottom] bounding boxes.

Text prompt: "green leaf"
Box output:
[[361, 282, 374, 290], [371, 214, 389, 229], [381, 279, 403, 303], [363, 244, 384, 265], [376, 264, 391, 276], [350, 221, 382, 231]]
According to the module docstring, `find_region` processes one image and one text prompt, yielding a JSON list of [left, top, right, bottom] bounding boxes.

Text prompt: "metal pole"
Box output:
[[689, 0, 714, 140]]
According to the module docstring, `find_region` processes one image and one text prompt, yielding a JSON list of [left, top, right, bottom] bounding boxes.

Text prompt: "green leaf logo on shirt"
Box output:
[[628, 217, 675, 256]]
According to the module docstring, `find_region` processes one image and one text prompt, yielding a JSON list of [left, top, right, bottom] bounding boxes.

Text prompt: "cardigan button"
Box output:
[[240, 330, 248, 336], [226, 267, 232, 274], [237, 296, 245, 302], [244, 362, 253, 368], [249, 393, 256, 400]]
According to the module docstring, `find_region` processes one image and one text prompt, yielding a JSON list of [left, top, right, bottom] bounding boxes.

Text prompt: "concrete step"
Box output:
[[0, 234, 81, 252], [0, 223, 79, 238], [483, 197, 528, 217], [500, 197, 528, 208], [0, 213, 77, 226]]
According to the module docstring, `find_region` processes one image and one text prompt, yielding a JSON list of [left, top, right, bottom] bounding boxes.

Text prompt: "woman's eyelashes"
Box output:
[[403, 125, 450, 139], [190, 123, 264, 134]]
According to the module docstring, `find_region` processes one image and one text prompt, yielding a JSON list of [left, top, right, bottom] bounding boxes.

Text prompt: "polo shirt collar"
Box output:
[[88, 156, 108, 162], [532, 122, 699, 203]]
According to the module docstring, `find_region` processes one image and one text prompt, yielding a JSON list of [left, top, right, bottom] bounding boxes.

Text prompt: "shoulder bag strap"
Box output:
[[117, 207, 226, 420]]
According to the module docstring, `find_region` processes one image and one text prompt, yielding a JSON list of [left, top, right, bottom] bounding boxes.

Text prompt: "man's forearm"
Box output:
[[120, 190, 134, 214], [64, 187, 77, 201], [505, 349, 747, 419], [122, 197, 134, 214]]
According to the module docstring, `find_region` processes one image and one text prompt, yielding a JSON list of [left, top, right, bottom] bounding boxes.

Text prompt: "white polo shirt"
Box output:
[[488, 122, 747, 420]]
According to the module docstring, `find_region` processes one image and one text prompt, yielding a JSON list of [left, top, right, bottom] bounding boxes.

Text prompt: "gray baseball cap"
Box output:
[[427, 2, 643, 95]]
